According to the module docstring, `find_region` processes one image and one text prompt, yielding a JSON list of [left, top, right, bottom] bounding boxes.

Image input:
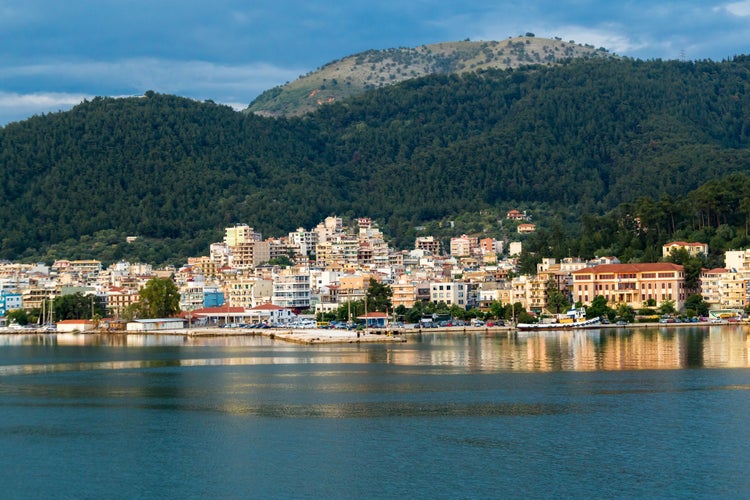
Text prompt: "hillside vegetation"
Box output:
[[247, 36, 615, 116], [1, 56, 750, 265]]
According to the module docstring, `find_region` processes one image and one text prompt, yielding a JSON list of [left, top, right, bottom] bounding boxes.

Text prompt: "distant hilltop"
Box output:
[[246, 35, 617, 117]]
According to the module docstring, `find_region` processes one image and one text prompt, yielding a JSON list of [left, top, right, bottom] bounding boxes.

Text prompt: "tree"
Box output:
[[449, 304, 465, 320], [545, 277, 570, 314], [586, 295, 610, 319], [267, 255, 293, 267], [666, 248, 704, 290], [365, 278, 393, 312], [53, 292, 105, 320], [516, 250, 540, 276], [517, 310, 536, 324], [394, 304, 407, 318], [405, 301, 423, 323], [137, 277, 181, 318], [658, 299, 676, 316], [684, 294, 709, 317], [616, 303, 635, 323], [6, 309, 29, 326], [488, 300, 504, 319], [504, 302, 525, 323]]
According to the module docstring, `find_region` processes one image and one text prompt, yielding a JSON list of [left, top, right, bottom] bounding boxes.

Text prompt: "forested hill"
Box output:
[[1, 57, 750, 264]]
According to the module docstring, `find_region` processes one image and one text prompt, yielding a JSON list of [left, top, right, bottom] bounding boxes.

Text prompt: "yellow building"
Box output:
[[572, 263, 686, 310]]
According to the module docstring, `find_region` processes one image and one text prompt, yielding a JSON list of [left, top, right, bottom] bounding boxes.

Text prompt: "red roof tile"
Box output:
[[572, 262, 683, 274]]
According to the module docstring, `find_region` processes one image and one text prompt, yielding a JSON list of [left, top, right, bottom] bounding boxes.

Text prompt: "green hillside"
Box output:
[[1, 56, 750, 264]]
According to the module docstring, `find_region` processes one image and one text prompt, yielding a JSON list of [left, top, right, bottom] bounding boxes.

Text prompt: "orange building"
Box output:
[[572, 262, 686, 310]]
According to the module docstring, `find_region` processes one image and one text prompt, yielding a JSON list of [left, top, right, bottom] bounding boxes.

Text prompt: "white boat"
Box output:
[[517, 308, 600, 331]]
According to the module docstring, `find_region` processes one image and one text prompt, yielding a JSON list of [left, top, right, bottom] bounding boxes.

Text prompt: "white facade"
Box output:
[[509, 241, 523, 257], [430, 281, 468, 307], [126, 318, 185, 332], [272, 272, 311, 310]]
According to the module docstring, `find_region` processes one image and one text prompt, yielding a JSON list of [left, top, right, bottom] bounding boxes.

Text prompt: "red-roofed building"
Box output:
[[662, 241, 708, 259], [572, 262, 686, 310], [250, 302, 295, 325], [191, 305, 249, 326]]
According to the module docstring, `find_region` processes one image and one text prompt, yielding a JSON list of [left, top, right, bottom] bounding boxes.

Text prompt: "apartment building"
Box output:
[[430, 281, 468, 307], [415, 236, 441, 255], [272, 271, 311, 311]]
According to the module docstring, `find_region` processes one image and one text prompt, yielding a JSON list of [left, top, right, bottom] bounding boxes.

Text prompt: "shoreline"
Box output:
[[0, 320, 745, 344]]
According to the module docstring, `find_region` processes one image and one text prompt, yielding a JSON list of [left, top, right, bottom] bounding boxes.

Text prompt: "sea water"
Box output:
[[0, 327, 748, 499]]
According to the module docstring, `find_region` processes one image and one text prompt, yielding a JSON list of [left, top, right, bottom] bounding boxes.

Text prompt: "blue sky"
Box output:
[[1, 0, 749, 125]]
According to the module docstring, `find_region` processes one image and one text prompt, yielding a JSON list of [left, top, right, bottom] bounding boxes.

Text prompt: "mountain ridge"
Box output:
[[247, 36, 616, 117]]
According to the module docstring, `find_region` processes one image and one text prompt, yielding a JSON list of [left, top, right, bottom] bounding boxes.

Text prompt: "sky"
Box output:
[[1, 0, 749, 126]]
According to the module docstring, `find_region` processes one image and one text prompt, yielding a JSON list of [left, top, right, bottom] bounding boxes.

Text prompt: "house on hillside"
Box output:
[[506, 210, 527, 221], [662, 241, 708, 259]]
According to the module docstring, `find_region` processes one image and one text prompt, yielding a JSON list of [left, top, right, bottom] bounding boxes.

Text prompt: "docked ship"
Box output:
[[516, 308, 600, 331]]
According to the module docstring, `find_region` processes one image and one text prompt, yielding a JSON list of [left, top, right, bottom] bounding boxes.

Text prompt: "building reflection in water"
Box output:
[[402, 326, 750, 371], [0, 327, 748, 373]]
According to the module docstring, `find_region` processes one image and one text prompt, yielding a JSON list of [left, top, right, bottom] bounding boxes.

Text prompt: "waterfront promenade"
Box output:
[[2, 320, 740, 344]]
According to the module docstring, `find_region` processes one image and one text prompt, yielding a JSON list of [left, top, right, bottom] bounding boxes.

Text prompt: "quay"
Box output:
[[0, 321, 743, 345]]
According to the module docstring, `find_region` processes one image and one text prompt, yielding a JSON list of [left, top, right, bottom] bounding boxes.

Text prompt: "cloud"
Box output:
[[0, 58, 305, 124], [547, 25, 647, 55], [722, 1, 750, 16], [0, 91, 90, 125]]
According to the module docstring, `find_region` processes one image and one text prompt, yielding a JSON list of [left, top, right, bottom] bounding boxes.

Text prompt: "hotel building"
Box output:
[[571, 263, 686, 310]]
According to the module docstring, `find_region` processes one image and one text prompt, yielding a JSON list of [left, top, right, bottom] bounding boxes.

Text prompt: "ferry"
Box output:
[[516, 308, 600, 331]]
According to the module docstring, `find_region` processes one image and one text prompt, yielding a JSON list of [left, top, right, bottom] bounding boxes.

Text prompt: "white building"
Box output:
[[272, 271, 311, 311], [430, 281, 469, 308], [126, 318, 185, 332], [250, 303, 296, 325], [508, 241, 523, 257]]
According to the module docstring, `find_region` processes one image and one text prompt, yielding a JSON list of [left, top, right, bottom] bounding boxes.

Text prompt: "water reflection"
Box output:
[[0, 326, 747, 373], [400, 326, 750, 371]]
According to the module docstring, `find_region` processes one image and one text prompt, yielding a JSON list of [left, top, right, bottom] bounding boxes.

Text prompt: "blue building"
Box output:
[[204, 289, 225, 308]]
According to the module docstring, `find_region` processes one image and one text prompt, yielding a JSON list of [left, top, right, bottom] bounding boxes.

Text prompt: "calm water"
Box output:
[[1, 326, 749, 499]]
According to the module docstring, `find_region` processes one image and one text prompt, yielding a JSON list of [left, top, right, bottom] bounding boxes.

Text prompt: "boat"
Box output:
[[516, 308, 600, 331]]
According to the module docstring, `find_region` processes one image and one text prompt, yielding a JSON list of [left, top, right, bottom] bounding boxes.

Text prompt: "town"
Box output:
[[0, 213, 746, 333]]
